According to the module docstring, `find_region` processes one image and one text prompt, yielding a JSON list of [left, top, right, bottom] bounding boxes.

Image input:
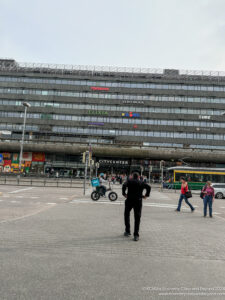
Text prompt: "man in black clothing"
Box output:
[[122, 173, 151, 241]]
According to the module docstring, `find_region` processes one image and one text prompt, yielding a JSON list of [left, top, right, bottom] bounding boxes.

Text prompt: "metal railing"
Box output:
[[0, 176, 84, 188], [1, 58, 225, 78]]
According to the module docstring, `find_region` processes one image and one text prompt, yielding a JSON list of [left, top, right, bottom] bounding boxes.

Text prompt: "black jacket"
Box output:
[[122, 179, 151, 201]]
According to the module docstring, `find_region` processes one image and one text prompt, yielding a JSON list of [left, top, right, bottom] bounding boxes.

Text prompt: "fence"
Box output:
[[0, 176, 84, 188]]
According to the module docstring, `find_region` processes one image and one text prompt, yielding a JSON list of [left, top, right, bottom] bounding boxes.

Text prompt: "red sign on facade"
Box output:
[[91, 87, 109, 91], [3, 160, 11, 166], [32, 153, 45, 162]]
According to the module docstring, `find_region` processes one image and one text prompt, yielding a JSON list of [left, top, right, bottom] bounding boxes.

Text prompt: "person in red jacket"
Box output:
[[175, 177, 195, 212]]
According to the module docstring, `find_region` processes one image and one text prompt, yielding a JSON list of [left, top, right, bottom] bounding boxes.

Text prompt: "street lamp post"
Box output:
[[160, 160, 164, 191], [148, 165, 152, 183], [19, 102, 31, 174], [95, 162, 99, 177]]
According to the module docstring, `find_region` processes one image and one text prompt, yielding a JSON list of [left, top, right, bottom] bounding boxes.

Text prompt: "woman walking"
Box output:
[[175, 177, 195, 212], [202, 181, 215, 218]]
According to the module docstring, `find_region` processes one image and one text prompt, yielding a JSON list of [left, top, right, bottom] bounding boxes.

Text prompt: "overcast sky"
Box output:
[[1, 0, 225, 71]]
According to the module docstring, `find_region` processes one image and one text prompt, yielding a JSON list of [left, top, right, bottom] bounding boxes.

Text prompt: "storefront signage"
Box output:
[[12, 153, 19, 164], [122, 112, 140, 118], [88, 122, 104, 126], [3, 160, 11, 167], [88, 110, 108, 116], [2, 153, 11, 160], [32, 152, 45, 162], [24, 161, 31, 167], [99, 159, 129, 165], [0, 154, 3, 163], [91, 87, 109, 91], [123, 100, 144, 104], [4, 165, 11, 172], [23, 152, 32, 161], [199, 115, 211, 120]]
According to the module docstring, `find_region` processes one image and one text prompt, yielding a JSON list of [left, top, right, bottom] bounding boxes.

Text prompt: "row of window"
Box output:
[[1, 132, 225, 150], [1, 96, 225, 111], [0, 123, 38, 131], [52, 126, 225, 141], [1, 87, 225, 107], [1, 110, 225, 127], [0, 102, 223, 116], [1, 114, 225, 132], [1, 75, 225, 92], [143, 142, 225, 150]]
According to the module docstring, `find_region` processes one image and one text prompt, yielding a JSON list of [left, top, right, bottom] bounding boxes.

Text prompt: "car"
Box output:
[[211, 183, 225, 199]]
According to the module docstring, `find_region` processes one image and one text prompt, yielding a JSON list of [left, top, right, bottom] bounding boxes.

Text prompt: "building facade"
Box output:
[[1, 58, 225, 176]]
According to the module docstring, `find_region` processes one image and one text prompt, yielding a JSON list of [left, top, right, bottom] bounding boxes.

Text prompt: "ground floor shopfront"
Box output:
[[1, 151, 224, 180], [0, 151, 161, 179]]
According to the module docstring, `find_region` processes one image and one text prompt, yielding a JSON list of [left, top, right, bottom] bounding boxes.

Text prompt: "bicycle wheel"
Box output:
[[91, 191, 100, 201], [108, 192, 118, 201]]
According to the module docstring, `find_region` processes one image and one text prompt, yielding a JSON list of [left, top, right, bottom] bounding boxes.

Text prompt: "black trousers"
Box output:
[[124, 199, 142, 236]]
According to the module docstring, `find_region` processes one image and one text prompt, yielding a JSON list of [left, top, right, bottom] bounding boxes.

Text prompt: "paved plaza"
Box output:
[[0, 184, 225, 299]]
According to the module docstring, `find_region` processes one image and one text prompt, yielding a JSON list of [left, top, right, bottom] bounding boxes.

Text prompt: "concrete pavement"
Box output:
[[0, 185, 225, 299]]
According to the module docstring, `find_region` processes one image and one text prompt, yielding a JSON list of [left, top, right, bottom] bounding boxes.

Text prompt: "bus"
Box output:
[[167, 166, 225, 190]]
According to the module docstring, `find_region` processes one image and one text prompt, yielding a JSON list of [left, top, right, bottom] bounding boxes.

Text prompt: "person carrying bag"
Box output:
[[202, 181, 215, 218], [175, 177, 195, 212]]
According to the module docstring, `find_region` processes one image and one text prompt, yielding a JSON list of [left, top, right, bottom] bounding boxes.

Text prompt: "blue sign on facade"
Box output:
[[122, 112, 140, 118], [0, 154, 3, 163]]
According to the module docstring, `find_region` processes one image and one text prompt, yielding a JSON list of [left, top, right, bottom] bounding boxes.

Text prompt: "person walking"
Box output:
[[175, 177, 195, 212], [202, 181, 215, 218], [122, 172, 151, 241]]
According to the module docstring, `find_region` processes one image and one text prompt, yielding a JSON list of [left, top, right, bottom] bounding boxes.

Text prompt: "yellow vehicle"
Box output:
[[167, 166, 225, 189]]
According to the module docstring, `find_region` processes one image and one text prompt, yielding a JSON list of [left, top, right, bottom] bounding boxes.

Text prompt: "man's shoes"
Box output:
[[124, 232, 131, 237], [191, 208, 195, 213], [210, 215, 213, 218], [175, 209, 180, 212], [133, 235, 139, 241]]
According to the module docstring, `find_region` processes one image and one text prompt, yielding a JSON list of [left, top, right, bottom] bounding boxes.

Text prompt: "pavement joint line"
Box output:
[[69, 199, 190, 210], [9, 187, 34, 194], [0, 205, 56, 225]]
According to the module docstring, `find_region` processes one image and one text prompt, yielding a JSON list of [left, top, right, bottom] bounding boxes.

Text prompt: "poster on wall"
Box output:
[[23, 152, 32, 161], [32, 153, 45, 162], [12, 153, 19, 164], [3, 160, 11, 173], [11, 163, 24, 173], [4, 165, 11, 172], [24, 161, 31, 167], [3, 153, 11, 160]]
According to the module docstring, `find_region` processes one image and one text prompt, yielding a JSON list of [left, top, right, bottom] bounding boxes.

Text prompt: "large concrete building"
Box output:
[[1, 58, 225, 176]]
